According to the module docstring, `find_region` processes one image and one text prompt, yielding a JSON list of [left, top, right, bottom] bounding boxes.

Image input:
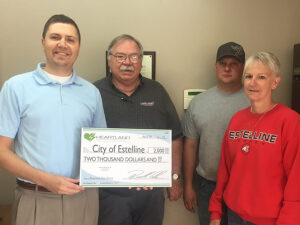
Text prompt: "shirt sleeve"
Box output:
[[161, 86, 182, 140], [92, 90, 107, 128], [276, 116, 300, 225], [209, 129, 231, 219], [182, 98, 199, 139], [0, 80, 21, 138]]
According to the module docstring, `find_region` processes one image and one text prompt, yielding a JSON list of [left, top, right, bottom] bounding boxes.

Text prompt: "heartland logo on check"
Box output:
[[84, 133, 96, 141]]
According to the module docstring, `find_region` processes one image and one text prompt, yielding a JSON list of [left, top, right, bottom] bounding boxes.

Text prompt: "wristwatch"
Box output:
[[172, 173, 181, 181]]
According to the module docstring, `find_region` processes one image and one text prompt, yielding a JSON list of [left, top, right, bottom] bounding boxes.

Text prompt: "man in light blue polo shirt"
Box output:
[[0, 14, 106, 225]]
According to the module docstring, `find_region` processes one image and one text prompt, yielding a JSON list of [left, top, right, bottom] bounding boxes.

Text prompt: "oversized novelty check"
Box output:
[[80, 128, 172, 187]]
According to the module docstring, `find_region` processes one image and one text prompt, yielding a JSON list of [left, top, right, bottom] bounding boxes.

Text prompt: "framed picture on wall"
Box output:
[[106, 51, 156, 80]]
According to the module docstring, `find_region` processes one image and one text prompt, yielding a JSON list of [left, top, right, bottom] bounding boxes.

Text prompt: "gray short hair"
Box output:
[[107, 34, 144, 60], [244, 52, 280, 78]]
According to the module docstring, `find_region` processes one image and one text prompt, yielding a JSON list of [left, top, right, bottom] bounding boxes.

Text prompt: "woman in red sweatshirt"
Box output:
[[208, 52, 300, 225]]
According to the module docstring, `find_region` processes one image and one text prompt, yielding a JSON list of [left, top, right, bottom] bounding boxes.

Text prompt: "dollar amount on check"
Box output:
[[80, 128, 172, 187]]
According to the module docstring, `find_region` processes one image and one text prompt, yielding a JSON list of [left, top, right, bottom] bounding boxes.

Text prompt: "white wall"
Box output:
[[1, 0, 300, 224]]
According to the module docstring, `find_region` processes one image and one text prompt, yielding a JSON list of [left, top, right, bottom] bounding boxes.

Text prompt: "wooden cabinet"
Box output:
[[292, 43, 300, 113]]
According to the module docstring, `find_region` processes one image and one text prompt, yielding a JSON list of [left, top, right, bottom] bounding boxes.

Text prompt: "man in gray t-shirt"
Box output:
[[182, 42, 249, 225]]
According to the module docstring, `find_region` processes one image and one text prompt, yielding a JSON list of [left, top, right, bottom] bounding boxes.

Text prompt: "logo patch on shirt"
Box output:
[[241, 145, 250, 154], [140, 101, 154, 106]]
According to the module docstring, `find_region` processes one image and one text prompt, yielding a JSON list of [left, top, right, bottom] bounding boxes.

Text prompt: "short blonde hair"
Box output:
[[243, 52, 280, 78]]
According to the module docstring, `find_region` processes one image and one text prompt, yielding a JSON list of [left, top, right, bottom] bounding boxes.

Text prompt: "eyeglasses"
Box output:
[[110, 53, 141, 63], [218, 61, 240, 69]]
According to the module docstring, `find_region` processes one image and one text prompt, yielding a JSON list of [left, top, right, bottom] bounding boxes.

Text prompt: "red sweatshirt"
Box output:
[[209, 104, 300, 225]]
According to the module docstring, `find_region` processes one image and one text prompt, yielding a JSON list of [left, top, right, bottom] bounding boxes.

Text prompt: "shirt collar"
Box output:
[[33, 63, 82, 86]]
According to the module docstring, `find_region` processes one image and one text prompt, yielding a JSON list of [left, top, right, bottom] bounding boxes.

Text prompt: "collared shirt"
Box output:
[[94, 75, 182, 140], [94, 75, 182, 196], [0, 63, 107, 179]]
